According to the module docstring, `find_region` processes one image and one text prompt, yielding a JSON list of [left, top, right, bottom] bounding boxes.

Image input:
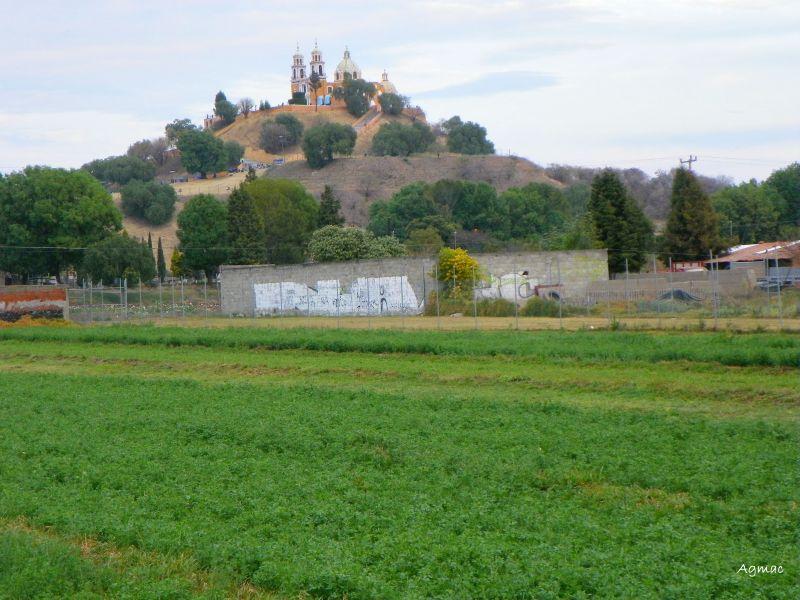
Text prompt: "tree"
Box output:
[[765, 162, 800, 227], [259, 115, 304, 154], [0, 167, 121, 281], [446, 120, 495, 155], [176, 194, 229, 279], [334, 77, 376, 117], [81, 232, 155, 284], [177, 129, 226, 178], [663, 168, 722, 260], [227, 184, 267, 264], [245, 166, 257, 182], [318, 185, 344, 226], [371, 122, 434, 156], [213, 91, 238, 127], [260, 123, 290, 154], [237, 98, 255, 118], [444, 181, 505, 233], [302, 122, 357, 169], [147, 232, 153, 252], [244, 179, 319, 264], [588, 170, 654, 273], [499, 183, 572, 241], [156, 237, 167, 282], [406, 227, 443, 255], [170, 250, 188, 278], [274, 114, 304, 144], [309, 70, 322, 110], [165, 118, 199, 144], [258, 100, 271, 111], [378, 93, 408, 116], [82, 155, 156, 185], [119, 180, 177, 225], [437, 247, 481, 297], [223, 141, 245, 169], [127, 138, 168, 167], [367, 182, 438, 239], [307, 226, 405, 262], [712, 181, 782, 244]]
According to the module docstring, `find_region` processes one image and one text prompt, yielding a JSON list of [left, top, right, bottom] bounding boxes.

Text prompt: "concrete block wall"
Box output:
[[219, 250, 609, 316]]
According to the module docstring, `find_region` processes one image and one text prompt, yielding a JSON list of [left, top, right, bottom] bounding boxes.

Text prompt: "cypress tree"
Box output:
[[156, 237, 167, 282], [589, 169, 653, 274], [147, 232, 153, 252], [227, 183, 267, 264], [318, 185, 344, 227], [245, 165, 257, 183], [663, 168, 722, 260]]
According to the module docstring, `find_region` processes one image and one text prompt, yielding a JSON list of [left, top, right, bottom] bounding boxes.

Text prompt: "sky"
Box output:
[[0, 0, 798, 181]]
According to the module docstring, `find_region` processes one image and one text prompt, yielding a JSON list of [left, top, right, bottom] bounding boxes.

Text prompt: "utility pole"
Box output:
[[680, 155, 697, 171]]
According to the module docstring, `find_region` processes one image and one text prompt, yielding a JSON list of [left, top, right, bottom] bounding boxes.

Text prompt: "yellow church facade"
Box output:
[[290, 43, 397, 107]]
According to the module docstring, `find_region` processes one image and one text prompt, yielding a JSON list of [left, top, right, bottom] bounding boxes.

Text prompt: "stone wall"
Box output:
[[220, 250, 608, 316]]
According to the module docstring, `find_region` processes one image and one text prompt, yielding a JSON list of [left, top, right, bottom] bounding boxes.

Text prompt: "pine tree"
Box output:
[[589, 169, 653, 274], [156, 237, 167, 282], [227, 184, 268, 264], [663, 168, 722, 260], [318, 185, 344, 227]]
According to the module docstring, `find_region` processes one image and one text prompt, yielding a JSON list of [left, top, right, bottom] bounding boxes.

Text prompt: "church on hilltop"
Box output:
[[290, 43, 398, 106]]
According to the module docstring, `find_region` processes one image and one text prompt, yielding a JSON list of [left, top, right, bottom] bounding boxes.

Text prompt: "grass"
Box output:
[[0, 324, 797, 598]]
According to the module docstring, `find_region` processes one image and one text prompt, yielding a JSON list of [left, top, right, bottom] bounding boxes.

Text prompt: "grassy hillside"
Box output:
[[265, 154, 560, 224], [213, 104, 422, 163]]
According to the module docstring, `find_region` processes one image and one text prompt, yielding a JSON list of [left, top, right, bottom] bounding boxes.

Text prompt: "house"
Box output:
[[706, 240, 800, 285]]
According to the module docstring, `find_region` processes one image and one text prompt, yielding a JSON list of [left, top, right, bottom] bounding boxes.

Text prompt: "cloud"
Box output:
[[414, 71, 557, 100]]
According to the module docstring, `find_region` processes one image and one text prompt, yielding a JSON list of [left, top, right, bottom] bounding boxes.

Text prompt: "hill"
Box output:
[[121, 154, 557, 252], [213, 104, 423, 163], [264, 154, 560, 224]]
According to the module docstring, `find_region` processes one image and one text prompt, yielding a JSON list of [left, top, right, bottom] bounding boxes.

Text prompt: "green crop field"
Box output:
[[0, 325, 797, 599]]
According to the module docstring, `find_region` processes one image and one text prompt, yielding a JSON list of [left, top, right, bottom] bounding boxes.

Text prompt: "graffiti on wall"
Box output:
[[474, 272, 538, 303], [253, 276, 420, 315]]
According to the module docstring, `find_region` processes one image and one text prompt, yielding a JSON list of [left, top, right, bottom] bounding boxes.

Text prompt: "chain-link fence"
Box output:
[[67, 279, 221, 323], [63, 254, 799, 330]]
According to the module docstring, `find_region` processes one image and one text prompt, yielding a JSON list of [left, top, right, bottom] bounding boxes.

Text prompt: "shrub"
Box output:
[[302, 123, 357, 169], [423, 294, 516, 316], [82, 155, 156, 185], [119, 180, 177, 225], [372, 122, 434, 157], [521, 296, 575, 317], [378, 93, 408, 115]]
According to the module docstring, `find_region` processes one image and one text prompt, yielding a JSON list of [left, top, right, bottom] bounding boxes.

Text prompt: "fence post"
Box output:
[[336, 277, 341, 329], [306, 270, 311, 327], [88, 279, 93, 324], [366, 269, 371, 329], [668, 257, 674, 304], [774, 246, 783, 329], [624, 258, 630, 319], [513, 263, 519, 331], [653, 254, 660, 327], [159, 278, 163, 318], [557, 256, 563, 329], [472, 265, 478, 330], [204, 276, 209, 320], [434, 262, 441, 329], [399, 270, 405, 329], [171, 279, 176, 318], [180, 278, 185, 318]]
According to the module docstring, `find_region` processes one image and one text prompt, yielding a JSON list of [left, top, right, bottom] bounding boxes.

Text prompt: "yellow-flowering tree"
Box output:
[[436, 247, 482, 297]]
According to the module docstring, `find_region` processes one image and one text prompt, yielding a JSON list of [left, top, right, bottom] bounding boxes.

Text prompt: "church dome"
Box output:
[[335, 48, 361, 81], [380, 70, 397, 94]]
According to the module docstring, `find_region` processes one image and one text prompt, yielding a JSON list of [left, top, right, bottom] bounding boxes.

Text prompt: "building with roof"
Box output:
[[706, 240, 800, 285], [289, 44, 398, 107]]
